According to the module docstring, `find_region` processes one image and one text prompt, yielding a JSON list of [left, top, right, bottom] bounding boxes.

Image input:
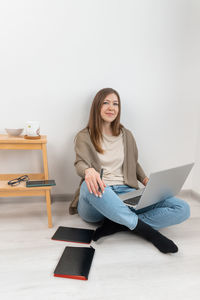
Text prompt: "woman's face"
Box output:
[[100, 93, 119, 124]]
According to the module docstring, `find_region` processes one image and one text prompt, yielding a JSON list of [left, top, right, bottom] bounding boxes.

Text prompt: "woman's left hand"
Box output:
[[142, 177, 149, 186]]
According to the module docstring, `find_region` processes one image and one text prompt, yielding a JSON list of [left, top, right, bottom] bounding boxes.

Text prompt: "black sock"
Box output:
[[93, 218, 178, 254], [92, 218, 128, 241], [133, 219, 178, 254]]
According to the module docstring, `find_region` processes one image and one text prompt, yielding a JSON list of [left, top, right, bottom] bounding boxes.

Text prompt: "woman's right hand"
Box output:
[[84, 168, 106, 197]]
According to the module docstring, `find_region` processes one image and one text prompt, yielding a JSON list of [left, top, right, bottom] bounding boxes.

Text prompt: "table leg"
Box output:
[[45, 190, 53, 228], [42, 144, 49, 179]]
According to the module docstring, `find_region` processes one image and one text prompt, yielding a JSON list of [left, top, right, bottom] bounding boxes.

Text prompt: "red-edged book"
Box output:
[[51, 226, 95, 244], [54, 246, 95, 280]]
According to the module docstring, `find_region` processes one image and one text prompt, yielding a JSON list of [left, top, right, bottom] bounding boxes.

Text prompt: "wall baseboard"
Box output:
[[1, 189, 199, 204], [51, 193, 72, 203], [191, 189, 200, 201], [178, 189, 192, 198]]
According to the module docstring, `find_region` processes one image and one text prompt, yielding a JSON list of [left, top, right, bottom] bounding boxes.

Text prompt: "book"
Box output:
[[26, 180, 56, 187], [54, 246, 95, 280], [51, 226, 94, 244]]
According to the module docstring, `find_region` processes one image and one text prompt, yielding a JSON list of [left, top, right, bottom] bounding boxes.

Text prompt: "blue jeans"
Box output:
[[77, 181, 190, 230]]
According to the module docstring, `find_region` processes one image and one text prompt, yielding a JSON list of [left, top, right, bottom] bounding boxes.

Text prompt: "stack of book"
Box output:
[[52, 226, 95, 280]]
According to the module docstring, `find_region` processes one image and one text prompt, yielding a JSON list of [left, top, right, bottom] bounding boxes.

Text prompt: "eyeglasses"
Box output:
[[8, 175, 30, 186]]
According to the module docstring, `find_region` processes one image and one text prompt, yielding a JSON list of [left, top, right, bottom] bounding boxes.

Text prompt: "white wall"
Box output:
[[0, 0, 199, 195], [180, 0, 200, 193], [193, 117, 200, 193]]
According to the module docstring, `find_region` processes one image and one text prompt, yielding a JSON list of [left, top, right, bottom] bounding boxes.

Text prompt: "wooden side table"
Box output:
[[0, 134, 53, 228]]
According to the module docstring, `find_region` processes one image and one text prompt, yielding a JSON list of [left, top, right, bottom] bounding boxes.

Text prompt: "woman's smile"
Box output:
[[105, 112, 115, 116]]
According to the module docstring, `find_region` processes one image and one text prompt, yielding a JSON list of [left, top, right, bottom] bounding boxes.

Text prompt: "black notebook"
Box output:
[[51, 226, 95, 244], [54, 246, 95, 280]]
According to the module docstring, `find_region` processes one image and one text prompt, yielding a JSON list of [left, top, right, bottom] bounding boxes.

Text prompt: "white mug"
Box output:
[[25, 121, 40, 137]]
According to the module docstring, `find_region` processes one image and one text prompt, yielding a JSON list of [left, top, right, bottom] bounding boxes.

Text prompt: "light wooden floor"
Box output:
[[0, 191, 200, 300]]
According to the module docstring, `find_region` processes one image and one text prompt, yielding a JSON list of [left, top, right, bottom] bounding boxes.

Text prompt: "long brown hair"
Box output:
[[87, 88, 123, 154]]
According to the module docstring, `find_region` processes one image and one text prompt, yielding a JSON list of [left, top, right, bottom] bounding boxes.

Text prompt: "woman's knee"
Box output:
[[181, 200, 190, 220], [80, 180, 90, 196], [174, 198, 190, 222]]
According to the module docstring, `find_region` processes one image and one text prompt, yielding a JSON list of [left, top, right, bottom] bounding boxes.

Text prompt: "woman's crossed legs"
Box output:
[[78, 181, 190, 230]]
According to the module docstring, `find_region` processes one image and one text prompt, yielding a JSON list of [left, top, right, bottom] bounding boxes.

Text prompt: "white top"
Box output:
[[97, 131, 125, 185]]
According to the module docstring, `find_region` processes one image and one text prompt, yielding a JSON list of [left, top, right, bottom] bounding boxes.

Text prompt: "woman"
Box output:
[[69, 88, 190, 254]]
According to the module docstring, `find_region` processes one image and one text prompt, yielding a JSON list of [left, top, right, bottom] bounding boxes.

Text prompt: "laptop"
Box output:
[[119, 163, 194, 210]]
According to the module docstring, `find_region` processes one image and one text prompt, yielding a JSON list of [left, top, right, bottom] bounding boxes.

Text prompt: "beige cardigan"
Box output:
[[69, 126, 147, 215]]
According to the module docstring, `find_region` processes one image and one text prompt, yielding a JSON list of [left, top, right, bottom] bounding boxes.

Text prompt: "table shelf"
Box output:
[[0, 134, 53, 228]]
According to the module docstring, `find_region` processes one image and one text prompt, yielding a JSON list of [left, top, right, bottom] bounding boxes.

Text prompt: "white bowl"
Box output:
[[5, 128, 24, 136]]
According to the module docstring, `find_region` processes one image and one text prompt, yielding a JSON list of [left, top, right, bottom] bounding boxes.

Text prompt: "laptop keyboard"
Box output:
[[123, 196, 141, 206]]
